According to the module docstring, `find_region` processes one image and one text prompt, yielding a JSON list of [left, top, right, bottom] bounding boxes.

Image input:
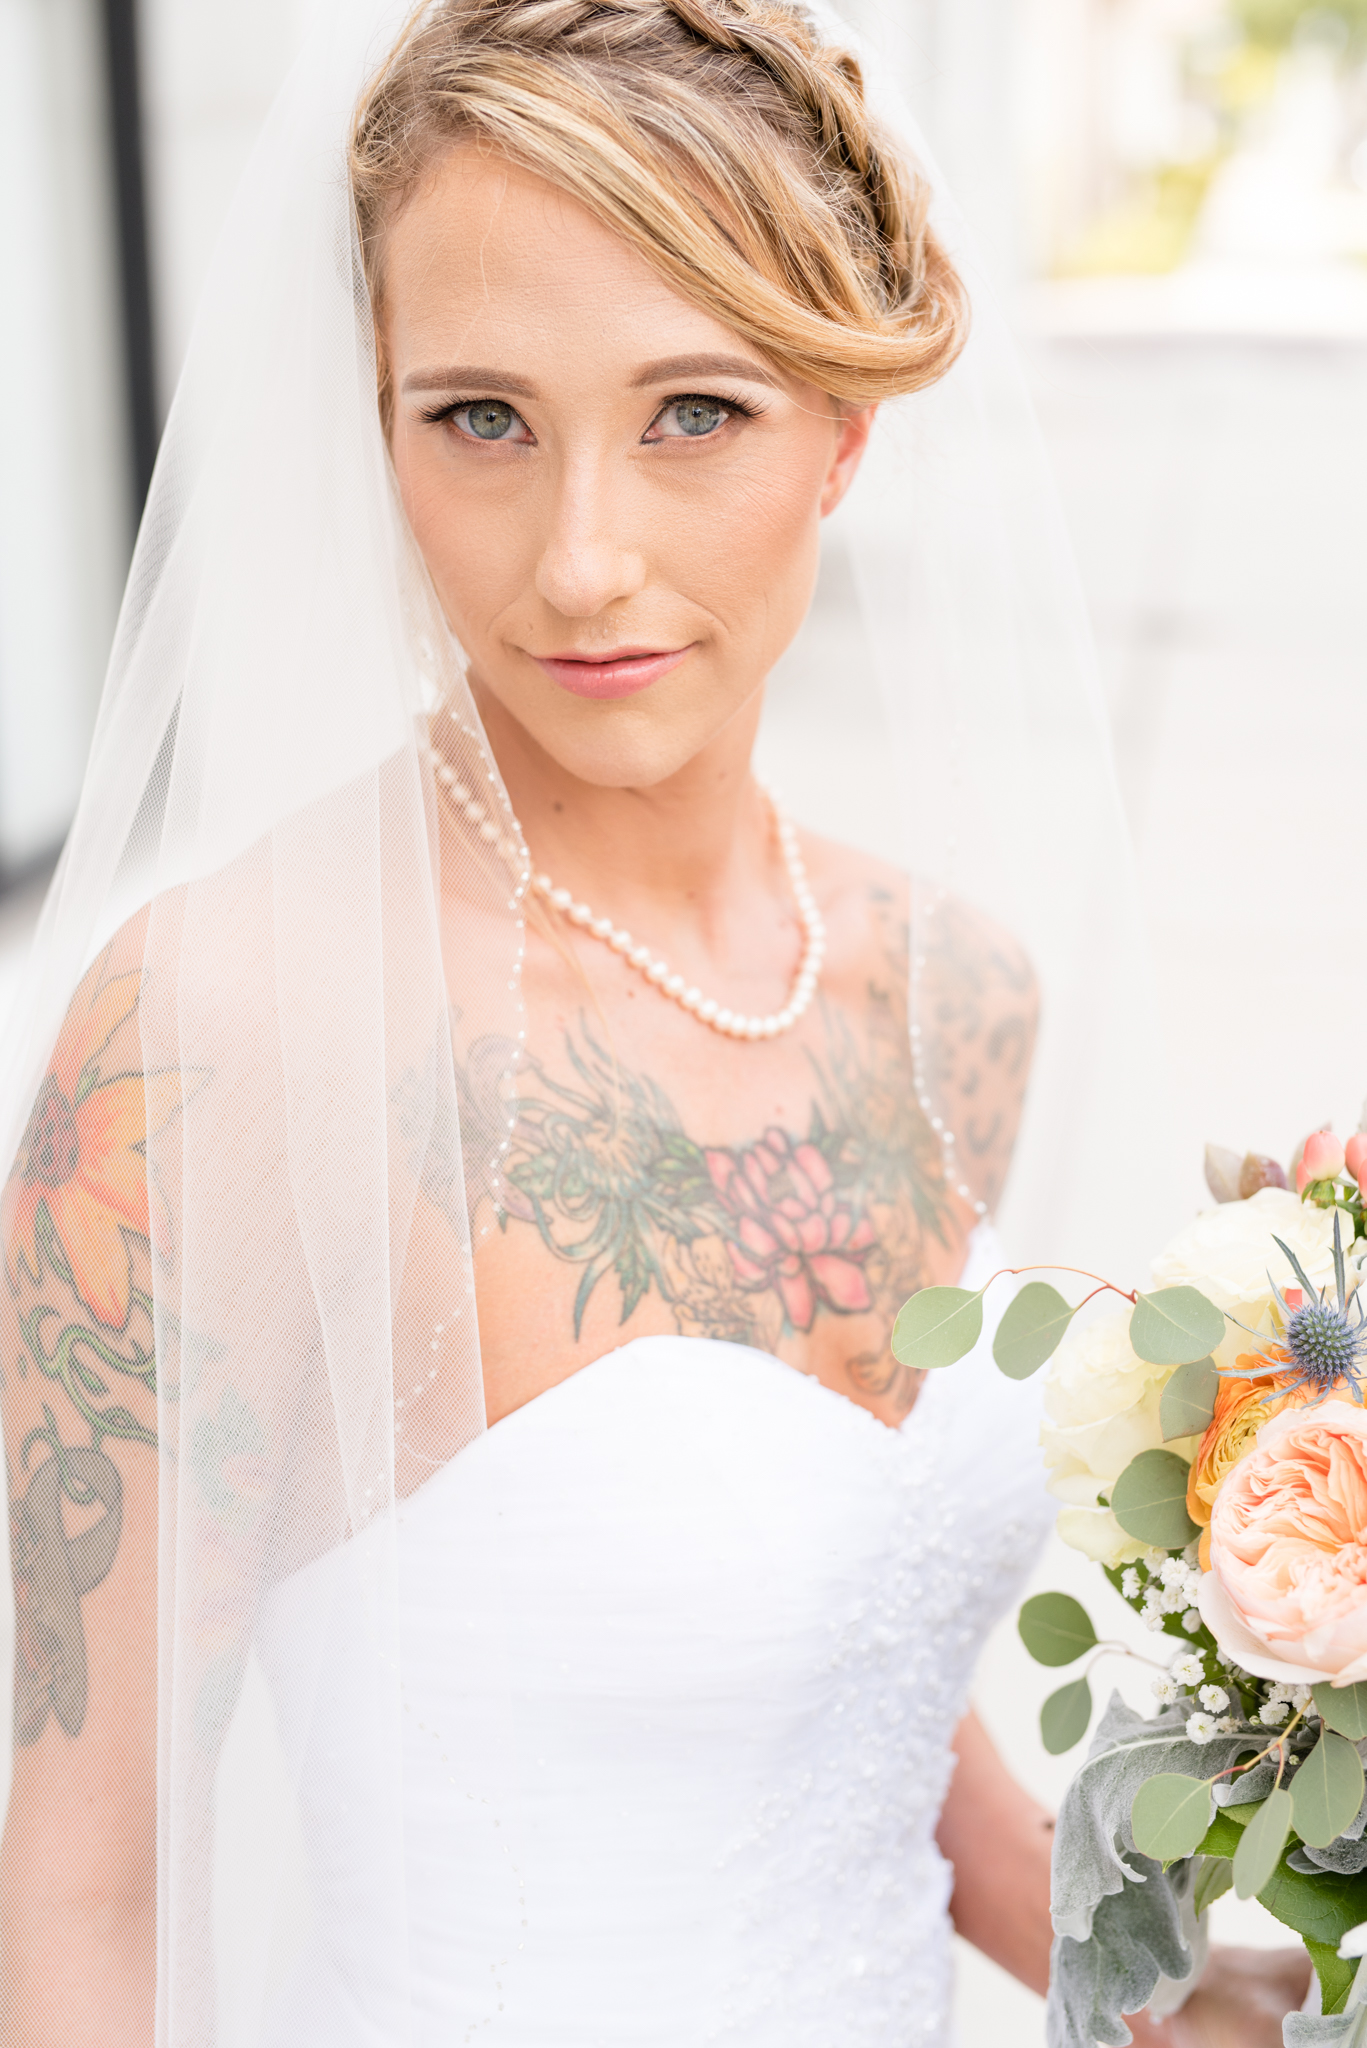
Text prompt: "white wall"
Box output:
[[0, 0, 128, 869], [137, 0, 316, 411]]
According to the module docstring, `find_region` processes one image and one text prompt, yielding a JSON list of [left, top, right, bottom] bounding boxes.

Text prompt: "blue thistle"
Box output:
[[1227, 1210, 1367, 1406]]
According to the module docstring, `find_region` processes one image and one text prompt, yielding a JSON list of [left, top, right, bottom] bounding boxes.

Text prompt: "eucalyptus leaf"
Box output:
[[1018, 1591, 1098, 1668], [1132, 1773, 1213, 1865], [1294, 1734, 1367, 1851], [1042, 1677, 1094, 1756], [992, 1281, 1075, 1380], [890, 1286, 983, 1372], [1130, 1286, 1227, 1368], [1234, 1788, 1294, 1900], [1111, 1448, 1200, 1550], [1160, 1356, 1220, 1442], [1316, 1684, 1367, 1742], [1193, 1854, 1235, 1917]]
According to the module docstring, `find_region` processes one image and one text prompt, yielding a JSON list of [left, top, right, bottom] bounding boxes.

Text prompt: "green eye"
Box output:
[[463, 401, 517, 440], [671, 398, 725, 436]]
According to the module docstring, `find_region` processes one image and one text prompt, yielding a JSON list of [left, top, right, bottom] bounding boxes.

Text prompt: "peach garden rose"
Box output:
[[1198, 1398, 1367, 1686]]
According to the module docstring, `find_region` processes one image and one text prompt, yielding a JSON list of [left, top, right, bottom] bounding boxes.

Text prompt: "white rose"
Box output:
[[1043, 1299, 1167, 1431], [1040, 1300, 1199, 1567], [1054, 1505, 1144, 1569], [1150, 1187, 1354, 1373]]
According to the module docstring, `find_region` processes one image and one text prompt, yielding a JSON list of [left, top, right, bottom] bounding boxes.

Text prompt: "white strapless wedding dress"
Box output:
[[253, 1227, 1050, 2046]]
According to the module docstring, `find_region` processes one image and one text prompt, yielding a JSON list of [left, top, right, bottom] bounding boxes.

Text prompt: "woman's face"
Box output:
[[384, 149, 874, 787]]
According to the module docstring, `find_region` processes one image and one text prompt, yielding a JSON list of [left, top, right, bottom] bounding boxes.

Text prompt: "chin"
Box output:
[[474, 668, 763, 790]]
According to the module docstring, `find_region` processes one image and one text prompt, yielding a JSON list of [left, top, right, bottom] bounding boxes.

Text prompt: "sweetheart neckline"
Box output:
[[467, 1214, 1000, 1462], [479, 1330, 929, 1449]]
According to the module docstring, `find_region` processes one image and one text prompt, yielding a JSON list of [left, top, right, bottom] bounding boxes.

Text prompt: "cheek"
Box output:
[[392, 429, 532, 635], [654, 445, 827, 650]]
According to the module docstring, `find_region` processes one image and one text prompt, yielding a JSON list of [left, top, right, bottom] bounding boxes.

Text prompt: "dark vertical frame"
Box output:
[[101, 0, 159, 519]]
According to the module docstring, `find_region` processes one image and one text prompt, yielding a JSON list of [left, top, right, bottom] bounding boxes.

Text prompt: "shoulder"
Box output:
[[5, 911, 157, 1322], [1, 913, 161, 1768], [801, 831, 1038, 1214], [802, 830, 1035, 1009]]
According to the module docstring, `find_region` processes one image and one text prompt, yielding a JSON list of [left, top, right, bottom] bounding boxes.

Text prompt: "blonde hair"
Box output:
[[350, 0, 968, 417]]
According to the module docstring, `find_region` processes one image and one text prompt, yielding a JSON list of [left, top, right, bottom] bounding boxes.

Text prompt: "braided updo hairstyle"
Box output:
[[351, 0, 967, 418]]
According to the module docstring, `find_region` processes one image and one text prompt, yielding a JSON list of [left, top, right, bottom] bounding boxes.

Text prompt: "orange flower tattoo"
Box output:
[[6, 961, 181, 1328]]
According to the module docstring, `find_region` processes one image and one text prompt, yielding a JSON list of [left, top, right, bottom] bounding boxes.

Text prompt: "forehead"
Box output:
[[382, 147, 764, 374]]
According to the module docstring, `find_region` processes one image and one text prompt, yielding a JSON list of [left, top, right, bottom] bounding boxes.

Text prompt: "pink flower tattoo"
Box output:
[[705, 1127, 876, 1333]]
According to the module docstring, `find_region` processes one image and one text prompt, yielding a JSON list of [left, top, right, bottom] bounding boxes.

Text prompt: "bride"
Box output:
[[0, 0, 1309, 2040]]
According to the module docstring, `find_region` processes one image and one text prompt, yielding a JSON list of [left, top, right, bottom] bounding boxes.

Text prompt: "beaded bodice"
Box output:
[[254, 1227, 1050, 2047]]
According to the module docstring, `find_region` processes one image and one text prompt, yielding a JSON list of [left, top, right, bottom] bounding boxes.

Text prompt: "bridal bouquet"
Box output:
[[895, 1129, 1367, 2045]]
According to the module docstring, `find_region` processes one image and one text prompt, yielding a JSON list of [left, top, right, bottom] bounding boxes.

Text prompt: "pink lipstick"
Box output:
[[532, 646, 692, 700]]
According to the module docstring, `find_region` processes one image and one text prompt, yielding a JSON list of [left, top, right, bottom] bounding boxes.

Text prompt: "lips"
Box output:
[[531, 646, 692, 700]]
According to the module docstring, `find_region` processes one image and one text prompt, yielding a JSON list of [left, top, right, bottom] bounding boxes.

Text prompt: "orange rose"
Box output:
[[1186, 1358, 1301, 1569]]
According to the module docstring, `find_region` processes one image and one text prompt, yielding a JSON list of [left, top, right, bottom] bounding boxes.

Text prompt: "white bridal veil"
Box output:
[[0, 0, 1161, 2038]]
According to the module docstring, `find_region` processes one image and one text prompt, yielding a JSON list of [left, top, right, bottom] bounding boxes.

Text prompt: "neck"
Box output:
[[471, 685, 774, 936]]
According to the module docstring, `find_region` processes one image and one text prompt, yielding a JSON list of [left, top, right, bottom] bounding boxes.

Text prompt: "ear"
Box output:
[[819, 404, 877, 519]]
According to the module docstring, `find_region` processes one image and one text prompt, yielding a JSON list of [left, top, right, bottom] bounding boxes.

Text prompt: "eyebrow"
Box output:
[[400, 352, 780, 397], [629, 353, 780, 390], [401, 365, 539, 397]]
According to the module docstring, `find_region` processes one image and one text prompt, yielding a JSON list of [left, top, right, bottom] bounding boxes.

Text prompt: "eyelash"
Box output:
[[414, 391, 765, 438]]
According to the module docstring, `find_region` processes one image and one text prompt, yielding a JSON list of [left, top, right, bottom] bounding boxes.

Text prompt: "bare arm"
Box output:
[[936, 1708, 1055, 1994], [937, 1711, 1312, 2043], [0, 929, 159, 2047]]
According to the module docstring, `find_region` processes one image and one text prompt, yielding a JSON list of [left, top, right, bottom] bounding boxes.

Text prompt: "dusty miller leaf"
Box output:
[[1050, 1693, 1259, 1945], [1285, 2010, 1367, 2046], [1047, 1856, 1197, 2048]]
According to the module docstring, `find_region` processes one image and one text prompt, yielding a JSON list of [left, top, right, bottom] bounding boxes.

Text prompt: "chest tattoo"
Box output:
[[456, 942, 954, 1404]]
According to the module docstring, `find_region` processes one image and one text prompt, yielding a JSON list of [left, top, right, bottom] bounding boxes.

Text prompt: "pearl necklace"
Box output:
[[422, 726, 823, 1040], [530, 789, 824, 1041]]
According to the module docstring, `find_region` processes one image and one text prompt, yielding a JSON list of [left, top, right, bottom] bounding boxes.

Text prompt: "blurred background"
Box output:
[[3, 0, 1367, 2035]]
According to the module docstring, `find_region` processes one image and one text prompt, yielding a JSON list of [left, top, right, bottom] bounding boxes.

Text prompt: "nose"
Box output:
[[534, 462, 647, 619]]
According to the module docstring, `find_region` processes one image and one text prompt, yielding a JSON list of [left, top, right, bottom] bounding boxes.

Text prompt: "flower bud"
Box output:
[[1297, 1129, 1345, 1191], [1346, 1133, 1367, 1187], [1204, 1144, 1243, 1204], [1239, 1152, 1288, 1199]]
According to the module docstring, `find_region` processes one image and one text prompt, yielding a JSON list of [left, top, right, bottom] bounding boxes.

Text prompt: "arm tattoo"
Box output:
[[11, 1410, 122, 1743], [3, 952, 175, 1743]]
